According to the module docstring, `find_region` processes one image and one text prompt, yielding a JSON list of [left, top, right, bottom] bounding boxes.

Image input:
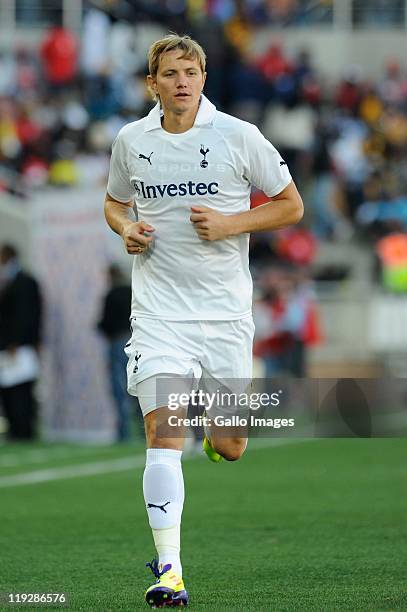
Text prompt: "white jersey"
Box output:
[[107, 95, 291, 321]]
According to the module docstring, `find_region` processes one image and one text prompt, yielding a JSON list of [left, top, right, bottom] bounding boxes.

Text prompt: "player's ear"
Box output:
[[147, 74, 158, 97], [202, 71, 207, 91]]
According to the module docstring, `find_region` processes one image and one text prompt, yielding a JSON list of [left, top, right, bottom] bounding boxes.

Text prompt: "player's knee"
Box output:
[[223, 449, 243, 461], [215, 439, 247, 461]]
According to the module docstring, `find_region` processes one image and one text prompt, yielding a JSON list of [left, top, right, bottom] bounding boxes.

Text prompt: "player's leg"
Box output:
[[201, 317, 255, 462], [124, 318, 201, 606], [141, 392, 186, 577], [202, 382, 248, 461], [137, 375, 192, 608], [206, 427, 247, 461]]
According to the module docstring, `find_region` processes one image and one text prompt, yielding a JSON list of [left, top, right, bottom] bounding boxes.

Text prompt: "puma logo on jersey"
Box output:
[[134, 180, 219, 199], [280, 160, 287, 166], [139, 152, 153, 165]]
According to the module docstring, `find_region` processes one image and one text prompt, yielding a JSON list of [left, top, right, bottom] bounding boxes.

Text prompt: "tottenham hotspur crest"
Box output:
[[200, 145, 209, 168], [133, 351, 142, 374]]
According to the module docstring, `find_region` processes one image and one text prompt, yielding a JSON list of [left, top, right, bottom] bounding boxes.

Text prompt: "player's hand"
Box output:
[[121, 221, 155, 255], [190, 206, 234, 241]]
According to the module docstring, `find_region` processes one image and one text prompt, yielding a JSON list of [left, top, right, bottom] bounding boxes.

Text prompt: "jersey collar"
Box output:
[[144, 94, 217, 132]]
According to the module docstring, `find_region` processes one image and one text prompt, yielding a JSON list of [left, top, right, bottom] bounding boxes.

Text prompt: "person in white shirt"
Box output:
[[104, 33, 303, 608]]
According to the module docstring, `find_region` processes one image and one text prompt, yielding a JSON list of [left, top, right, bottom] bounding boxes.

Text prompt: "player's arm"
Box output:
[[228, 180, 303, 235], [104, 193, 154, 254], [190, 181, 303, 241]]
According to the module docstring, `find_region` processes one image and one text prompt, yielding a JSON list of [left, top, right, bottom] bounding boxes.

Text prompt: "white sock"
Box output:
[[143, 448, 184, 577]]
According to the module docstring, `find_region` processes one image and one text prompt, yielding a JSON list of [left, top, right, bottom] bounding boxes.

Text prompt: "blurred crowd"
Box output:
[[12, 1, 406, 29], [1, 4, 406, 224], [1, 0, 407, 388]]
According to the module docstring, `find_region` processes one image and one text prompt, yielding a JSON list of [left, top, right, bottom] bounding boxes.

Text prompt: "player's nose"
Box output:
[[176, 75, 188, 87]]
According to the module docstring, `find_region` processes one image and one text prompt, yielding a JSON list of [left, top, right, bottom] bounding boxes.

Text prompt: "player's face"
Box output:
[[148, 50, 206, 114]]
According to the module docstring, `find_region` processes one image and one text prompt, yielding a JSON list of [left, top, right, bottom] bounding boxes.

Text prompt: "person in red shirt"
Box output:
[[40, 26, 78, 87]]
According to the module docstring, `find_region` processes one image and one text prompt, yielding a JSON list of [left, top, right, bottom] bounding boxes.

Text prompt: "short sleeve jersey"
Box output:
[[107, 95, 292, 321]]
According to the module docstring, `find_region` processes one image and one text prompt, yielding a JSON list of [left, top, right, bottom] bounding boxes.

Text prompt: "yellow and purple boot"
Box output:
[[145, 559, 188, 608]]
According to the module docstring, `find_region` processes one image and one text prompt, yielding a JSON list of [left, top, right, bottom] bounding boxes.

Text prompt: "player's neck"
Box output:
[[161, 106, 199, 134]]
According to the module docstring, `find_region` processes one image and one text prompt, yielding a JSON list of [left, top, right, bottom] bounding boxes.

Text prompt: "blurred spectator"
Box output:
[[40, 26, 79, 88], [329, 115, 371, 218], [0, 245, 42, 440], [377, 60, 406, 107], [359, 85, 383, 126], [245, 0, 333, 25], [97, 264, 133, 442], [227, 52, 268, 123], [305, 118, 352, 239], [262, 103, 315, 181], [191, 18, 234, 108], [256, 41, 293, 84], [81, 7, 111, 78], [356, 173, 407, 240], [376, 232, 407, 292], [253, 265, 322, 377], [335, 68, 363, 114], [224, 10, 253, 55], [0, 51, 17, 97], [264, 0, 300, 24], [295, 49, 321, 106], [15, 47, 40, 95], [275, 226, 317, 266]]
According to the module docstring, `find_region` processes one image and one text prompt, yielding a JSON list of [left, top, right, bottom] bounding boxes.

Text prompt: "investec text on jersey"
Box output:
[[133, 180, 219, 199]]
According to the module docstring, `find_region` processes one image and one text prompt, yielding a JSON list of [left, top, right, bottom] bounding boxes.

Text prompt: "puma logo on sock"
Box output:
[[147, 501, 171, 513]]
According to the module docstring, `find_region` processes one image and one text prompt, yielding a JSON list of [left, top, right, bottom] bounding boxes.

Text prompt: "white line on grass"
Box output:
[[0, 437, 312, 489], [0, 446, 105, 468], [0, 456, 145, 488]]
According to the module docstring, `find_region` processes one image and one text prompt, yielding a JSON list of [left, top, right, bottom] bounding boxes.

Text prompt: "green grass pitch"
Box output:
[[1, 438, 406, 611]]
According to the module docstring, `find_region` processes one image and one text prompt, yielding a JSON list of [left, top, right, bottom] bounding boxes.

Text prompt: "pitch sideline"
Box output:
[[0, 438, 314, 489]]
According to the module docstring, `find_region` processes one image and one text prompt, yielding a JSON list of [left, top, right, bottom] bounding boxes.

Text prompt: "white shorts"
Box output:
[[124, 317, 255, 417]]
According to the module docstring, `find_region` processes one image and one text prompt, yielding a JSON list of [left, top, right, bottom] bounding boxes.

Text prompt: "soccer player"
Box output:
[[104, 34, 303, 608]]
